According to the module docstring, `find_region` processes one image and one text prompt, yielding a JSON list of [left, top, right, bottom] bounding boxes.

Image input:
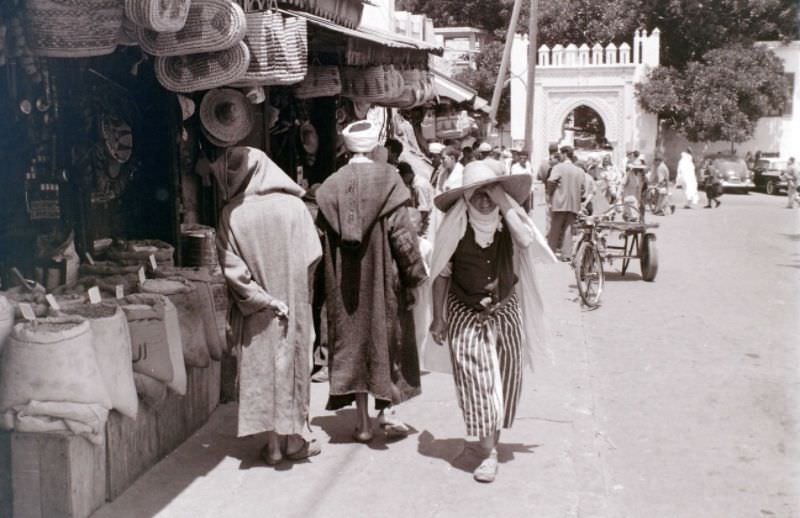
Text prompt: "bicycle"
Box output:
[[571, 201, 659, 308]]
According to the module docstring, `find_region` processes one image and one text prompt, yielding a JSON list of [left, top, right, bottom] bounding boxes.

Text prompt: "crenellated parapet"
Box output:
[[528, 28, 660, 68]]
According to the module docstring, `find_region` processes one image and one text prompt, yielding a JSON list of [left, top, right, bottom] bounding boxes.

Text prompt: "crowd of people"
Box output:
[[213, 122, 554, 485], [211, 121, 799, 485]]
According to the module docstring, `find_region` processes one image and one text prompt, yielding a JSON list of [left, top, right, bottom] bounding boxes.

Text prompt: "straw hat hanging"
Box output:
[[199, 88, 254, 147]]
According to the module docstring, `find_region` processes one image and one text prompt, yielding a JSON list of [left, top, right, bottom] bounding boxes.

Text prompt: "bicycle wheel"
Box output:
[[641, 233, 658, 281], [574, 240, 604, 308], [646, 188, 659, 213]]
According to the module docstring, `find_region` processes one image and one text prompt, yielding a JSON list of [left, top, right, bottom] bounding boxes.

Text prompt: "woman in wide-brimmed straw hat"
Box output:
[[429, 160, 556, 483]]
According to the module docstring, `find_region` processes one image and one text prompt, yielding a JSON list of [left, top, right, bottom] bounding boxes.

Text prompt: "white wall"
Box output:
[[359, 0, 396, 32]]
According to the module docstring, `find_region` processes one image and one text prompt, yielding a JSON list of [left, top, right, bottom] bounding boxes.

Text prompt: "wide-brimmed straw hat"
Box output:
[[434, 161, 532, 212], [200, 88, 254, 147]]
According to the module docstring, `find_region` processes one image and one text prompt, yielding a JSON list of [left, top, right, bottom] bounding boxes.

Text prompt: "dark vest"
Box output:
[[450, 225, 517, 310]]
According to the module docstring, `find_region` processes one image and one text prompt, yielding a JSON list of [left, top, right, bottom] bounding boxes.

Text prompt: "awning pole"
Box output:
[[487, 0, 523, 135], [523, 0, 538, 153]]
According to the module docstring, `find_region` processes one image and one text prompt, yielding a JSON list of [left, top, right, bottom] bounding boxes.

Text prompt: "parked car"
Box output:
[[697, 155, 754, 193], [752, 157, 788, 195]]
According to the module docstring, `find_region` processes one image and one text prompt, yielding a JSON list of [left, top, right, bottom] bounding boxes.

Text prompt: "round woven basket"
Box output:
[[155, 41, 250, 93], [138, 0, 246, 56], [24, 0, 124, 58], [125, 0, 191, 33], [108, 239, 175, 267]]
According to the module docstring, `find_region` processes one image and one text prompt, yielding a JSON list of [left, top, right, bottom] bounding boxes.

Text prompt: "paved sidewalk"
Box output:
[[94, 262, 609, 518]]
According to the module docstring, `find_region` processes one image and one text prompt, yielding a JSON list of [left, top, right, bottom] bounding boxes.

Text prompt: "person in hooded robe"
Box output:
[[429, 161, 556, 483], [213, 147, 323, 466], [316, 120, 428, 443]]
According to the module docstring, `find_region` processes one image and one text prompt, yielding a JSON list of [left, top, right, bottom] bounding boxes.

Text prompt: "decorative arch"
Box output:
[[546, 96, 621, 147]]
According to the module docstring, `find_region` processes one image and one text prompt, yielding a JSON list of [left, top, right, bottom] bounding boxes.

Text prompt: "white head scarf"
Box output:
[[464, 186, 501, 248], [342, 120, 380, 153]]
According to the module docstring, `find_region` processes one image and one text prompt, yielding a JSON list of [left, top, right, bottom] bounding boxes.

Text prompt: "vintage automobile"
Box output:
[[697, 155, 754, 193], [752, 156, 788, 195]]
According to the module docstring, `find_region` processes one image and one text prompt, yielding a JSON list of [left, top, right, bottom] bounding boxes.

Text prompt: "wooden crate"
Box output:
[[105, 403, 159, 502], [105, 360, 221, 501], [8, 432, 106, 518]]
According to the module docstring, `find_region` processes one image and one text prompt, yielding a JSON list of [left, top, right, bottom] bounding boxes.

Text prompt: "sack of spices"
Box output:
[[108, 239, 175, 268], [0, 295, 13, 354], [119, 294, 176, 383], [0, 316, 111, 443], [140, 277, 213, 366], [133, 372, 167, 407], [55, 303, 138, 419]]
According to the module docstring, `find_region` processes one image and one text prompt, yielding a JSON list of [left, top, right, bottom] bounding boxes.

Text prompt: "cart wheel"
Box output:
[[574, 240, 604, 307], [641, 233, 658, 281]]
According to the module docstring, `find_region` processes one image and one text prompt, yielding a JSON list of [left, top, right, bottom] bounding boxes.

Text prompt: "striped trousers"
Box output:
[[446, 293, 524, 438]]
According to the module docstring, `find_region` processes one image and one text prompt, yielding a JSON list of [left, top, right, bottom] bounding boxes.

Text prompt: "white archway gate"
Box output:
[[510, 29, 661, 170]]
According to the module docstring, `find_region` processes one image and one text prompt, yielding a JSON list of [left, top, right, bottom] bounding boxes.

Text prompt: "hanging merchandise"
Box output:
[[341, 65, 390, 103], [199, 88, 254, 147], [118, 15, 140, 46], [137, 0, 245, 56], [23, 0, 124, 58], [125, 0, 192, 32], [234, 6, 307, 86], [0, 316, 112, 443], [293, 65, 341, 99], [154, 40, 250, 93], [55, 303, 138, 419]]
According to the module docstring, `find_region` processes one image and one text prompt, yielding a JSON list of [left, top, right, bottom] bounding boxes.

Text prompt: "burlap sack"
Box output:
[[121, 294, 187, 395], [120, 295, 175, 383], [133, 372, 167, 407], [56, 303, 138, 419], [0, 316, 112, 412], [0, 295, 12, 354], [140, 278, 211, 367]]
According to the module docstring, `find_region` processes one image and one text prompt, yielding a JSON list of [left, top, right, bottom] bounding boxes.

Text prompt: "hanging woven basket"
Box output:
[[23, 0, 124, 58], [155, 41, 250, 93], [293, 65, 341, 99], [137, 0, 246, 56], [233, 10, 308, 87], [125, 0, 191, 33]]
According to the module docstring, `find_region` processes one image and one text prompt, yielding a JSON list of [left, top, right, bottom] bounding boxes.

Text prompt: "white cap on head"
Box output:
[[342, 120, 380, 153], [428, 142, 445, 154]]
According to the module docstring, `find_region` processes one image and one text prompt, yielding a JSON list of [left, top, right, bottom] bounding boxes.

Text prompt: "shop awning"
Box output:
[[432, 69, 490, 113], [280, 8, 443, 55]]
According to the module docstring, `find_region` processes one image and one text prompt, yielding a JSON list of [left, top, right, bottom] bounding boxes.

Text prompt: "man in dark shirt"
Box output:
[[546, 146, 585, 260]]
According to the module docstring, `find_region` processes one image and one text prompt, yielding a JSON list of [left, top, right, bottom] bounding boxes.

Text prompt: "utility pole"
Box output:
[[487, 0, 524, 137], [523, 0, 538, 153]]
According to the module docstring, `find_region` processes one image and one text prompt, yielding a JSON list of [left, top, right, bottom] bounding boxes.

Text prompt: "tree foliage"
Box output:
[[636, 45, 789, 143], [452, 40, 510, 124]]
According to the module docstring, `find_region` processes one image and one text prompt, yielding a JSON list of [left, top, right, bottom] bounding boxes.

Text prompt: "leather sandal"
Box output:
[[472, 449, 498, 483], [285, 438, 322, 461], [377, 409, 410, 437]]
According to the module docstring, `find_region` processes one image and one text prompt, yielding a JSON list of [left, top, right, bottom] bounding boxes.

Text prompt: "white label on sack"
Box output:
[[88, 286, 102, 304], [19, 303, 36, 321], [138, 266, 146, 286], [84, 252, 96, 265], [149, 254, 158, 271], [45, 294, 61, 311], [115, 284, 124, 299]]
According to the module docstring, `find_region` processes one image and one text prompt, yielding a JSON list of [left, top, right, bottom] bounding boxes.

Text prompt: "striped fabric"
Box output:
[[446, 293, 524, 438]]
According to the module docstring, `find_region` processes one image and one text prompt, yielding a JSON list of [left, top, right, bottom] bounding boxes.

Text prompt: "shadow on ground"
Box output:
[[416, 430, 539, 473], [311, 409, 419, 452]]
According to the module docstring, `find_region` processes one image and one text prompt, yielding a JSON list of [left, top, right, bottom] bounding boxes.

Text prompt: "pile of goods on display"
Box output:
[[0, 235, 228, 443]]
